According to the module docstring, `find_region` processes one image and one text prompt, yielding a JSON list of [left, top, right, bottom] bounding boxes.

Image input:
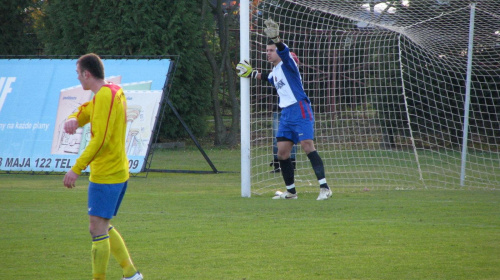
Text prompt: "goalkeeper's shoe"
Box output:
[[272, 191, 298, 199], [122, 272, 143, 280], [316, 188, 332, 201]]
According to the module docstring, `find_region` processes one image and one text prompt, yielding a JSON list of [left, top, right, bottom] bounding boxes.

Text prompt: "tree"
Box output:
[[201, 0, 240, 146], [38, 0, 212, 140], [0, 0, 43, 55]]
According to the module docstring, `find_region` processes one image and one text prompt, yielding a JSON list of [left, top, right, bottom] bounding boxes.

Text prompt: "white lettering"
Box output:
[[32, 122, 50, 131], [0, 77, 16, 113]]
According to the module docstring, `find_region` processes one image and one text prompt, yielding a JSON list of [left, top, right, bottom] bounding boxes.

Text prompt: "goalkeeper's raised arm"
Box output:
[[264, 18, 281, 43], [236, 18, 285, 80]]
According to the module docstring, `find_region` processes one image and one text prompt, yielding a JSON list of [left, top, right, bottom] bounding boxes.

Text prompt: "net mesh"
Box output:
[[247, 0, 500, 194]]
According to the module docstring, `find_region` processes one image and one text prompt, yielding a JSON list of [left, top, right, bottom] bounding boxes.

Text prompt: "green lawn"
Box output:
[[0, 147, 499, 279]]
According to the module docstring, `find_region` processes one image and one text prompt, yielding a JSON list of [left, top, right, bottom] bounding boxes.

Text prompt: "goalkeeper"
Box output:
[[236, 18, 332, 200]]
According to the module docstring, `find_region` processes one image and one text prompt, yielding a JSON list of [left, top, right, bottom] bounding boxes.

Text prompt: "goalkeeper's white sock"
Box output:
[[286, 184, 296, 194]]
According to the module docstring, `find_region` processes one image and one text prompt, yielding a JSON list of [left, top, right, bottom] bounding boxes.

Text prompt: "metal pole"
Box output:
[[166, 99, 218, 173], [398, 35, 425, 187], [240, 0, 251, 197], [460, 2, 476, 186]]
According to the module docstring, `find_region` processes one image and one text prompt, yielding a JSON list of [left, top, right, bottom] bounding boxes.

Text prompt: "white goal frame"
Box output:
[[240, 1, 499, 196]]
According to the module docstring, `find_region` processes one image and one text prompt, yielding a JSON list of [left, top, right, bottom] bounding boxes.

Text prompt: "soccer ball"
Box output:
[[274, 190, 283, 196]]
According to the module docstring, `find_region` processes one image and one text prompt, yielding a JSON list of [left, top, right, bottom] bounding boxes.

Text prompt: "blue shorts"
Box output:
[[277, 100, 315, 144], [88, 181, 128, 219]]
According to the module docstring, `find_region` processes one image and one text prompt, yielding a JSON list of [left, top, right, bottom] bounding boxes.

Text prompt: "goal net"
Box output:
[[244, 0, 500, 194]]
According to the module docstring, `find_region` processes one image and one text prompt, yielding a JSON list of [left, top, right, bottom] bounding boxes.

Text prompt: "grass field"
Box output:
[[250, 146, 500, 193], [1, 147, 499, 279]]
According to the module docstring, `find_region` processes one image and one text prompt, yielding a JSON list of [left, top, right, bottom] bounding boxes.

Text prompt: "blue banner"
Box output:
[[0, 59, 171, 173]]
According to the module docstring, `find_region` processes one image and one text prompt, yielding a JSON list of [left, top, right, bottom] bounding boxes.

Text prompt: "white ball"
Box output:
[[274, 190, 283, 196]]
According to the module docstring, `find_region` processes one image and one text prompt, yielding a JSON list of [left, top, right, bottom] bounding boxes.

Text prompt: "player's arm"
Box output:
[[64, 101, 91, 134], [236, 60, 271, 83], [260, 71, 270, 81], [236, 60, 260, 79], [62, 102, 92, 187], [264, 18, 281, 44], [264, 18, 294, 66], [70, 89, 114, 175], [275, 42, 286, 52], [264, 18, 285, 51]]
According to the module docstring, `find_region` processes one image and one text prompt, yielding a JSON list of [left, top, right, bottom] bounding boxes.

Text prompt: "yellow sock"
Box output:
[[109, 226, 137, 278], [91, 234, 110, 280]]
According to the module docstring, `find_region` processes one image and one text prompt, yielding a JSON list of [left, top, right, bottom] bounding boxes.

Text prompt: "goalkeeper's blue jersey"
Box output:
[[267, 44, 310, 108]]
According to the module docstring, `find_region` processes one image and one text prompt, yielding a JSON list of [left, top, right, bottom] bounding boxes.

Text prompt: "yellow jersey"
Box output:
[[68, 84, 129, 184]]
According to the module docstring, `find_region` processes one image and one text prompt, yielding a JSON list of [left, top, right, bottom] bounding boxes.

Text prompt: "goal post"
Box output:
[[241, 0, 500, 195], [460, 2, 476, 186], [240, 0, 251, 197]]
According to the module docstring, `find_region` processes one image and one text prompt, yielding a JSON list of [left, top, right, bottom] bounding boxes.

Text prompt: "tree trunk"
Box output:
[[201, 0, 240, 146], [202, 0, 226, 145], [220, 4, 239, 147]]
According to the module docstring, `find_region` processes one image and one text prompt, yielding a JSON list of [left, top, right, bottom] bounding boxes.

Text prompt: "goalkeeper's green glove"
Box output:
[[264, 18, 281, 43], [236, 60, 258, 78]]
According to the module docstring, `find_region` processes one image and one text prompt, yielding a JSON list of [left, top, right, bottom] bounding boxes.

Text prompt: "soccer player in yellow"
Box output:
[[63, 53, 143, 280]]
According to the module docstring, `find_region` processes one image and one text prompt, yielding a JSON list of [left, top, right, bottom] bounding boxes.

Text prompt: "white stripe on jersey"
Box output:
[[267, 44, 309, 108]]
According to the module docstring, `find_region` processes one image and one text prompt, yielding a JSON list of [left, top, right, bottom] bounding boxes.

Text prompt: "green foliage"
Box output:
[[200, 0, 241, 146], [39, 0, 211, 139], [1, 148, 499, 279], [0, 0, 42, 55]]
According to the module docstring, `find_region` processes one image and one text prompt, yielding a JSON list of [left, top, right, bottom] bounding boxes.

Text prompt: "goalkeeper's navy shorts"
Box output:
[[277, 100, 315, 144], [88, 181, 128, 219]]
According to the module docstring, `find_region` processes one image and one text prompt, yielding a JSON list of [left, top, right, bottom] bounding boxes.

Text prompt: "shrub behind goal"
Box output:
[[240, 0, 500, 195]]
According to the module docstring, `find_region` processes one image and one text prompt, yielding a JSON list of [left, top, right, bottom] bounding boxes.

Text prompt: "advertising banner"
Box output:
[[0, 58, 171, 173]]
